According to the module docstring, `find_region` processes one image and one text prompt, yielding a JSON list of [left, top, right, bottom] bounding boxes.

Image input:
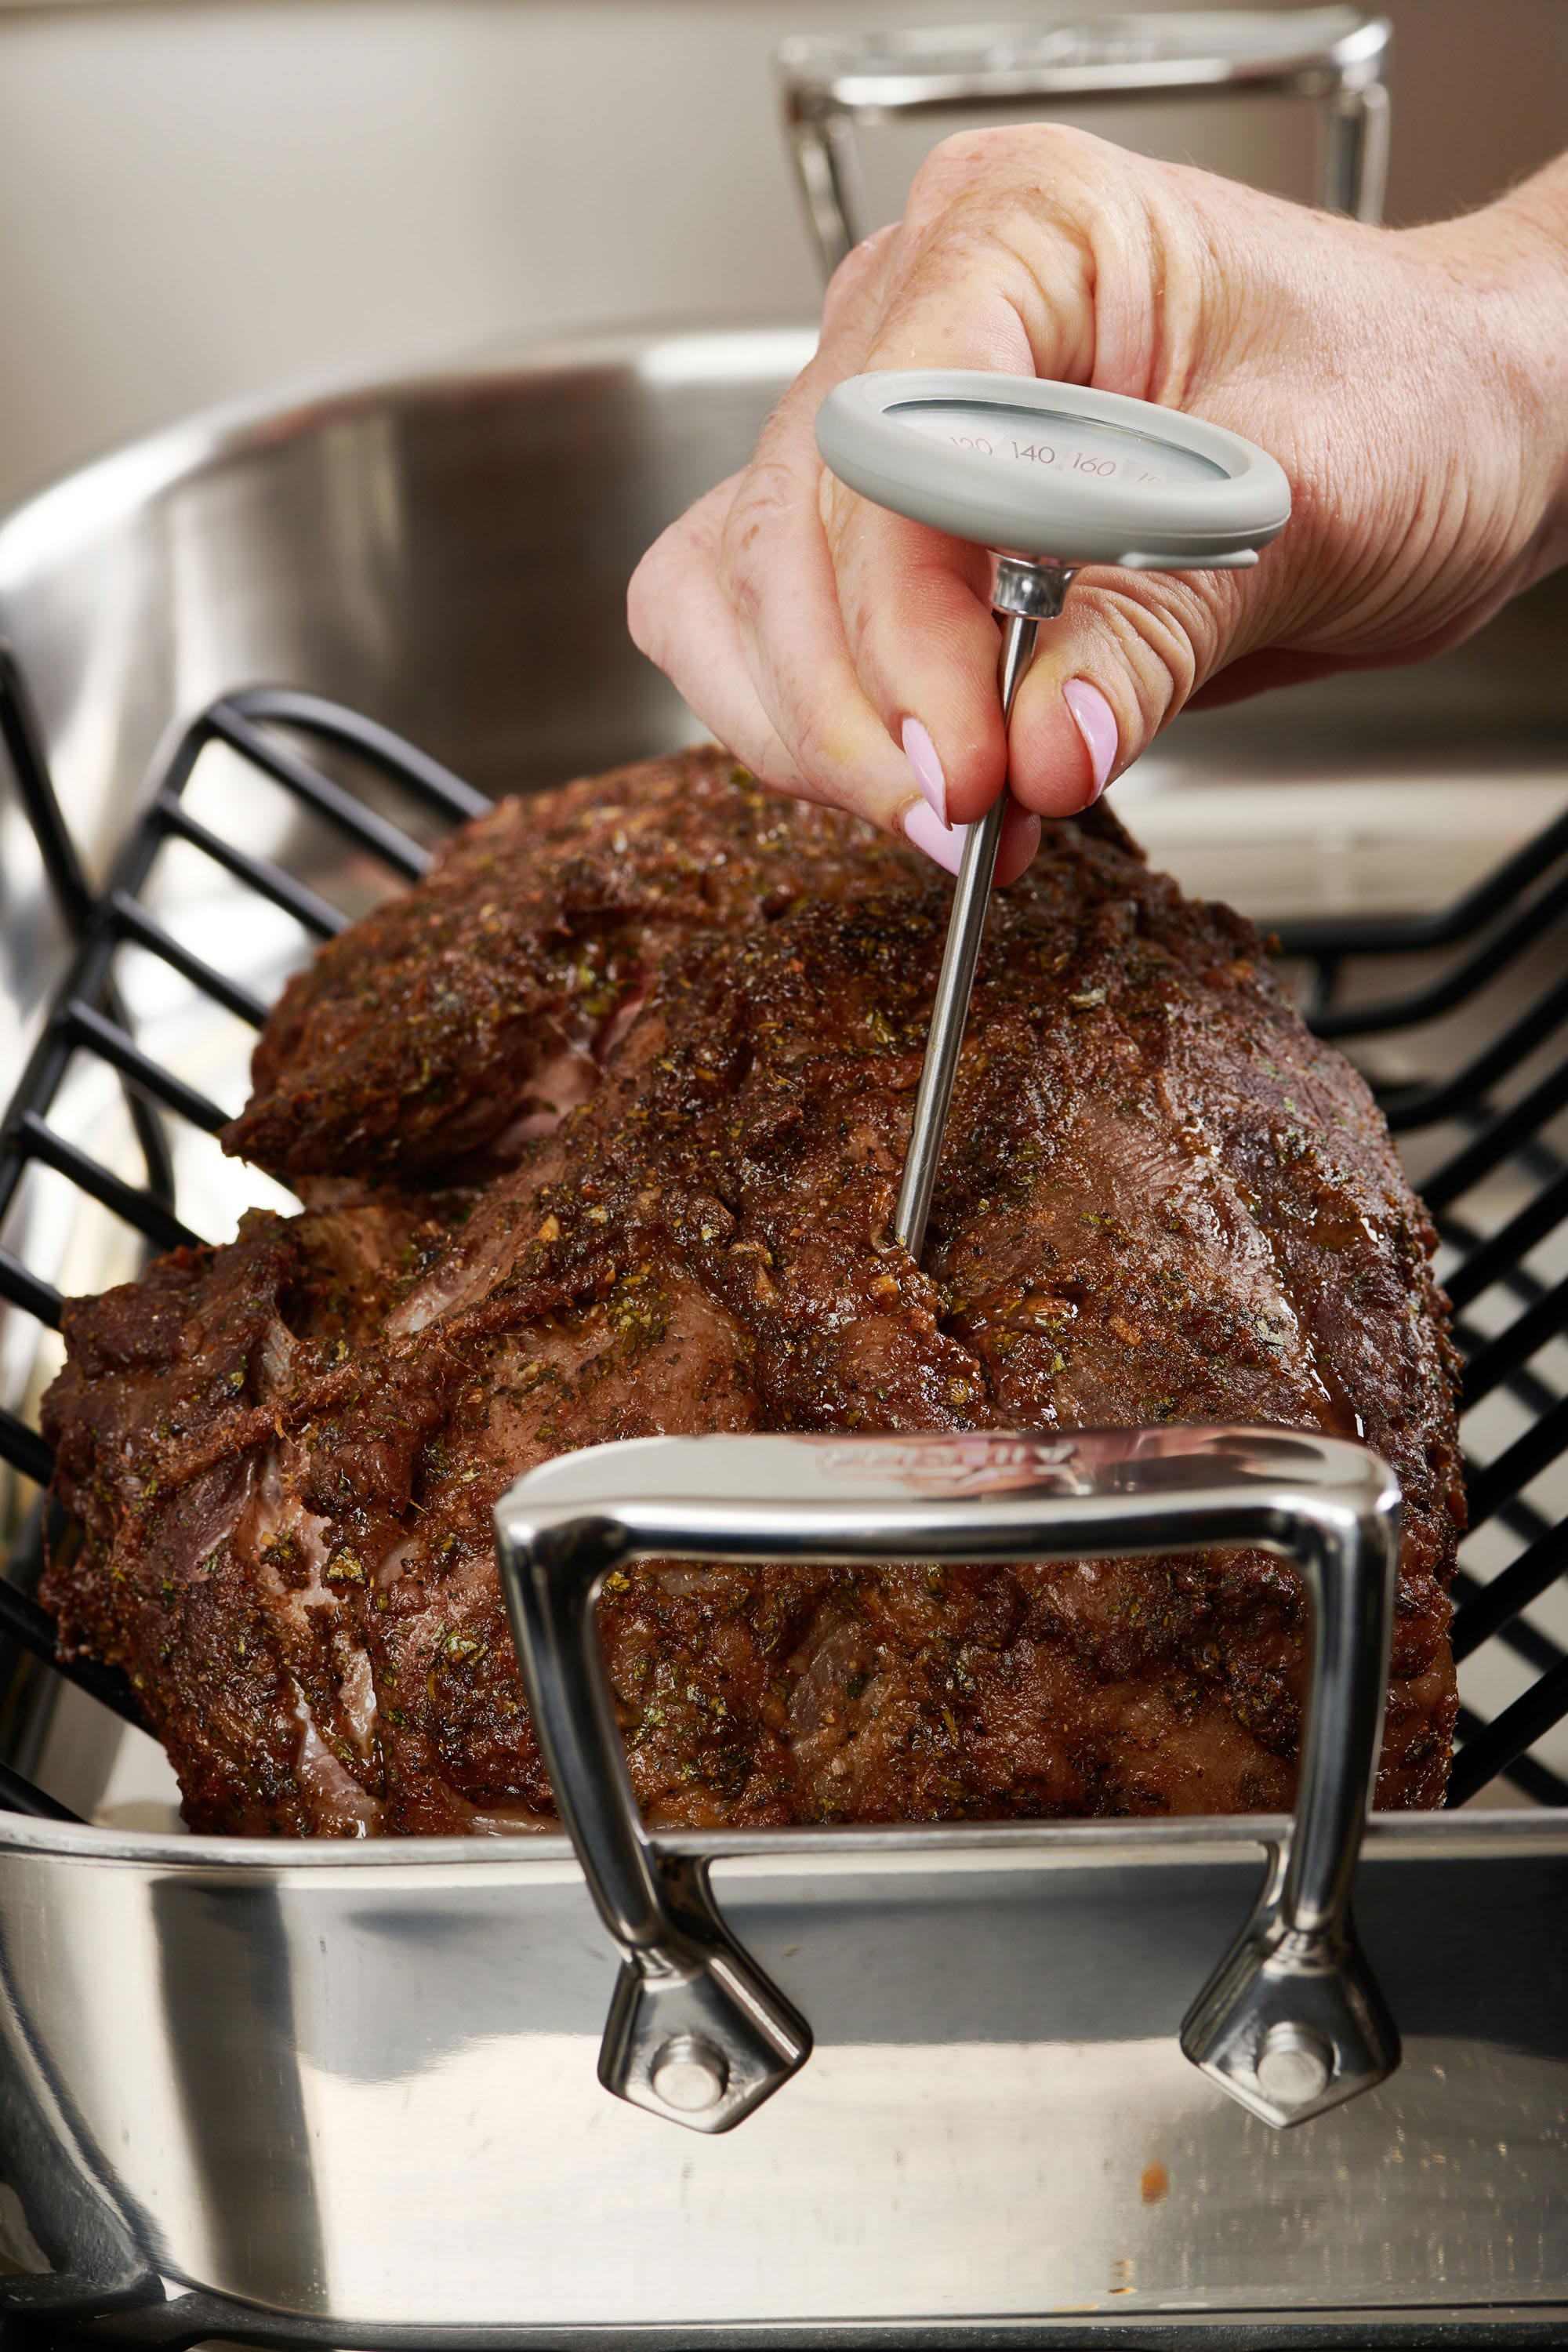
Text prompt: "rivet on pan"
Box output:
[[1255, 2021, 1334, 2105], [651, 2033, 729, 2111]]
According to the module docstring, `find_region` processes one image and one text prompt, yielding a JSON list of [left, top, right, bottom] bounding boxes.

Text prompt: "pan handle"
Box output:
[[494, 1424, 1401, 2134], [775, 13, 1391, 280]]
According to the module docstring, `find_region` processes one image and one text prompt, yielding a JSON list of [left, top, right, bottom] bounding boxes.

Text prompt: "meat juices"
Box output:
[[42, 750, 1463, 1835]]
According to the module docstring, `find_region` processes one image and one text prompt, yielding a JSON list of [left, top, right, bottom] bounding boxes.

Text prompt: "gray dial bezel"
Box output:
[[815, 370, 1291, 568]]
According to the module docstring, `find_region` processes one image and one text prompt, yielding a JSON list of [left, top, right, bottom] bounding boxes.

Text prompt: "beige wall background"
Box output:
[[0, 0, 1563, 508]]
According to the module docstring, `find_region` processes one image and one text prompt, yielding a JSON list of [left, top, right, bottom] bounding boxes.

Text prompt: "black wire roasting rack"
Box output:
[[1, 640, 1566, 1822]]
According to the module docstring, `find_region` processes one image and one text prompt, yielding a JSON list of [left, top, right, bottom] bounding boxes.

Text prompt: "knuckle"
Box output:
[[1029, 120, 1122, 183], [822, 223, 896, 321], [905, 122, 1098, 224], [785, 705, 839, 786], [733, 730, 795, 793], [912, 126, 994, 183], [1092, 579, 1231, 726], [626, 542, 672, 659], [717, 463, 798, 620], [903, 130, 1002, 239]]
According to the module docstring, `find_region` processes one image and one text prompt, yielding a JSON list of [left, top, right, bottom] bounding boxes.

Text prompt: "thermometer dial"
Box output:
[[816, 371, 1290, 568]]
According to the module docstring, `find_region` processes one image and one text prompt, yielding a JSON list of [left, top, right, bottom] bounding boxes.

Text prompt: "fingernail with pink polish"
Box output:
[[905, 800, 967, 877], [902, 717, 948, 827], [1063, 680, 1117, 804]]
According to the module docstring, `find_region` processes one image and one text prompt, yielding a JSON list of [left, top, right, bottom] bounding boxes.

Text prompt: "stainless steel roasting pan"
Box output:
[[2, 327, 1567, 2347]]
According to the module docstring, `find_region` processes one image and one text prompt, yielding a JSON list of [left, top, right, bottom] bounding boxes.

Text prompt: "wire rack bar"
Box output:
[[1461, 1287, 1568, 1409], [155, 802, 348, 939], [0, 1578, 141, 1726], [1450, 1664, 1568, 1808], [1384, 965, 1568, 1134], [1421, 1058, 1568, 1214], [208, 701, 433, 882], [1274, 796, 1568, 962], [1451, 1707, 1568, 1808], [1466, 1394, 1568, 1534], [0, 1406, 53, 1487], [0, 638, 94, 933], [1453, 1515, 1568, 1663], [230, 685, 494, 822], [1450, 1566, 1565, 1676], [1309, 866, 1568, 1041], [1494, 1495, 1553, 1561], [1493, 1746, 1568, 1807], [107, 894, 269, 1028], [1, 660, 187, 1210], [16, 1113, 199, 1255], [1439, 1209, 1547, 1311], [1483, 1356, 1559, 1432], [0, 1757, 80, 1822], [63, 1000, 230, 1135], [1443, 1166, 1568, 1313], [0, 1246, 62, 1328]]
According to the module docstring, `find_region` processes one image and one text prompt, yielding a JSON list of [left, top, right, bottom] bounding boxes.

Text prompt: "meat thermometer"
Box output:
[[815, 372, 1290, 1261]]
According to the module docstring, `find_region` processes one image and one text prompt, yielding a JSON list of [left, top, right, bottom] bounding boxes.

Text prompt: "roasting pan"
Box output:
[[1, 328, 1567, 2347]]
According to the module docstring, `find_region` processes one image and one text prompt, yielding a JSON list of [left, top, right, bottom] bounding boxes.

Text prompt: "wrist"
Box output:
[[1424, 160, 1568, 579]]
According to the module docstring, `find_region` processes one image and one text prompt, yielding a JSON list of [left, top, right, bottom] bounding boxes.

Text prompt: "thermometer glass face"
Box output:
[[889, 398, 1228, 489]]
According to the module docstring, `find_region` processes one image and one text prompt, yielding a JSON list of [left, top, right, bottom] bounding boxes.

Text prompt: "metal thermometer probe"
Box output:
[[887, 552, 1066, 1262], [816, 370, 1291, 1262]]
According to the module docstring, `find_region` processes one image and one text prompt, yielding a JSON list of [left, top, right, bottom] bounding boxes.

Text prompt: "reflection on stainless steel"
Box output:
[[777, 6, 1392, 277], [497, 1428, 1399, 2135], [2, 327, 1568, 2335], [0, 331, 820, 895], [1, 1812, 1566, 2332]]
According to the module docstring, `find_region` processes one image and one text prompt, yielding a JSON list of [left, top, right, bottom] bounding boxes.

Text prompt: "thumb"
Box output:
[[1004, 564, 1253, 817]]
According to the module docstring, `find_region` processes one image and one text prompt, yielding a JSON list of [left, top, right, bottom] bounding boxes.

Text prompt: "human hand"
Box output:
[[630, 131, 1568, 880]]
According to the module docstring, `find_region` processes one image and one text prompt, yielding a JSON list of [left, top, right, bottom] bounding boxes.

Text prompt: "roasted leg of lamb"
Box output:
[[42, 750, 1462, 1835]]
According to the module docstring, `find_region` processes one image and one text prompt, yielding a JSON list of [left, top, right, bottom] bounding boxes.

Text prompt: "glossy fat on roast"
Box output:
[[42, 749, 1463, 1835]]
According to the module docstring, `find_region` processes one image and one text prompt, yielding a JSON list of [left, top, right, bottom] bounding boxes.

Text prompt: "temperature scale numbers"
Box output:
[[890, 398, 1228, 493], [941, 432, 1169, 487]]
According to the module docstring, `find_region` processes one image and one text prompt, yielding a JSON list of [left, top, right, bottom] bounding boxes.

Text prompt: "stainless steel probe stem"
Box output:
[[893, 560, 1072, 1261]]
